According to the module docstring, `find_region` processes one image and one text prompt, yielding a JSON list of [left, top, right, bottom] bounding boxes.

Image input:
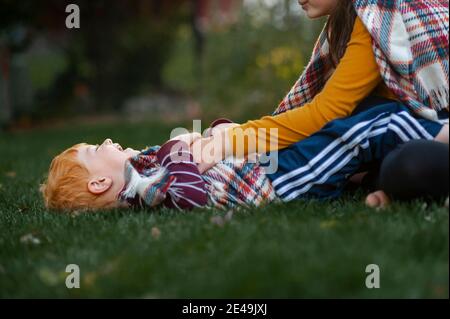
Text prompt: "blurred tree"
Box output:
[[0, 0, 325, 127], [0, 1, 37, 126], [0, 0, 191, 126], [49, 0, 190, 111], [163, 0, 325, 121]]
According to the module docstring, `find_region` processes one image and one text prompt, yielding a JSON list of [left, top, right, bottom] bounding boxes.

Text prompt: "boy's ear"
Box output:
[[87, 177, 113, 195]]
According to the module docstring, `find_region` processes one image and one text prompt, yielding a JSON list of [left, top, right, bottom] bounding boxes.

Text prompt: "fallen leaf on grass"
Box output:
[[432, 285, 447, 298], [151, 226, 161, 239], [320, 220, 338, 229], [83, 272, 98, 287], [38, 268, 61, 286], [224, 210, 234, 221], [210, 211, 235, 227], [101, 260, 119, 275], [5, 171, 16, 178], [20, 233, 41, 245], [210, 216, 225, 227]]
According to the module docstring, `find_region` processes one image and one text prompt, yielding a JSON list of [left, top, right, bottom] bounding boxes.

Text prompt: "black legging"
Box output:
[[377, 139, 449, 201]]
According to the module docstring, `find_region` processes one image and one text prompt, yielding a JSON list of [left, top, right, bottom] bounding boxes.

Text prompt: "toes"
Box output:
[[365, 193, 380, 208], [365, 191, 390, 209], [375, 191, 390, 208]]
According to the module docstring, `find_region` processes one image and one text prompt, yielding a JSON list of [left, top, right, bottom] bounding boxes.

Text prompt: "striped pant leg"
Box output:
[[265, 102, 444, 202]]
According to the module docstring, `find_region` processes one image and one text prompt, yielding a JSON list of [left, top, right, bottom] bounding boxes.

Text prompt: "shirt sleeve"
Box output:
[[228, 16, 384, 155], [156, 140, 208, 210]]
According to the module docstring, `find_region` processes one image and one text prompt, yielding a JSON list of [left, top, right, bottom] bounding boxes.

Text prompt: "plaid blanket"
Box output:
[[202, 155, 278, 210], [274, 0, 449, 121]]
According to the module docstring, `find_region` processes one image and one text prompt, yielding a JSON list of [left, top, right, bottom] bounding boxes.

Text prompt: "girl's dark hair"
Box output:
[[325, 0, 357, 68]]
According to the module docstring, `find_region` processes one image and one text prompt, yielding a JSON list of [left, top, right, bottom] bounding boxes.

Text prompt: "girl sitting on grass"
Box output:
[[193, 0, 449, 208]]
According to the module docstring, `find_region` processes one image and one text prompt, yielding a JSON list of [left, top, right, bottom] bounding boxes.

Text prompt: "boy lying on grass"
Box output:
[[41, 119, 278, 212], [41, 102, 448, 212]]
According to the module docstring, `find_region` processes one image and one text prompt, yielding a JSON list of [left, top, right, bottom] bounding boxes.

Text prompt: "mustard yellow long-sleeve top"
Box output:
[[228, 16, 397, 155]]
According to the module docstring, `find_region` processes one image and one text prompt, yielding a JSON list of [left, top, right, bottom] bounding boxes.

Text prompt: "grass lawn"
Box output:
[[0, 120, 448, 298]]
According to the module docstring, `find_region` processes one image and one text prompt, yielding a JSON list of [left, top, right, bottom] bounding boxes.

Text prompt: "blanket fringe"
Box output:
[[418, 85, 449, 121], [429, 85, 449, 112]]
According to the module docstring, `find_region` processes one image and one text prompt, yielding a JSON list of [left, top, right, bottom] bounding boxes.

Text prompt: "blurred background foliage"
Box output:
[[0, 0, 325, 129]]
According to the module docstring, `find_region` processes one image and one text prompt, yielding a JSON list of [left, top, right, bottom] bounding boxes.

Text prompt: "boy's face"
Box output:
[[77, 138, 140, 198], [78, 138, 138, 171]]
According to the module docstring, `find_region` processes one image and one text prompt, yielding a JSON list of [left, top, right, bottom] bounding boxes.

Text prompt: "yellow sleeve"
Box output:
[[229, 16, 384, 155]]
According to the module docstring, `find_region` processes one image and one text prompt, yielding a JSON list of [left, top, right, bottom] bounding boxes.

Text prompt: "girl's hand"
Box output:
[[191, 132, 231, 173], [204, 122, 239, 138], [191, 137, 215, 173], [170, 132, 202, 147]]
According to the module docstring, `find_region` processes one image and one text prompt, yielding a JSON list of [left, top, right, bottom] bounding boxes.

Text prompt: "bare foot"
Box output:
[[365, 190, 390, 209]]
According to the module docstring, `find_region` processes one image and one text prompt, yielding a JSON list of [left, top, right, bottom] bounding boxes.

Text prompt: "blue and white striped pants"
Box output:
[[265, 101, 444, 201]]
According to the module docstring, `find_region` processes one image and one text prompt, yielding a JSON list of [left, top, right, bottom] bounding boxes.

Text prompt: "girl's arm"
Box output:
[[227, 17, 390, 156]]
